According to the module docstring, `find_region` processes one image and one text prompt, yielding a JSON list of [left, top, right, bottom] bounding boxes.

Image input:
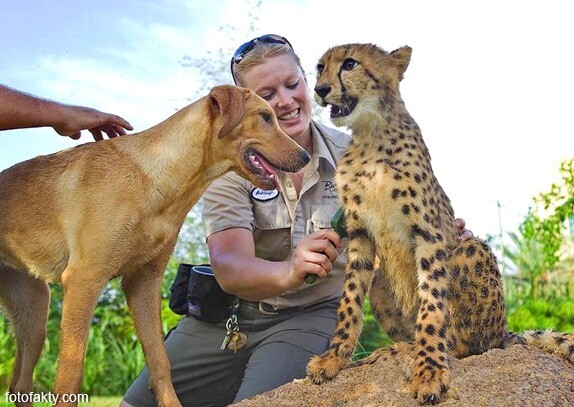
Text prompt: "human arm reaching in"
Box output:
[[0, 84, 132, 141]]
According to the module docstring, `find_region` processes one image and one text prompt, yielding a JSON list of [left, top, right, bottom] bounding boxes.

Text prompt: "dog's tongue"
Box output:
[[253, 152, 281, 192]]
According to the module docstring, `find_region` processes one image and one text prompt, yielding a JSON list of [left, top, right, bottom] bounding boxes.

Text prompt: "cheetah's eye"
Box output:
[[316, 63, 324, 75], [342, 58, 358, 71]]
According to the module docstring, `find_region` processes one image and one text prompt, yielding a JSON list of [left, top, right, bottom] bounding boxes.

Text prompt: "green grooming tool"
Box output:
[[305, 207, 347, 284]]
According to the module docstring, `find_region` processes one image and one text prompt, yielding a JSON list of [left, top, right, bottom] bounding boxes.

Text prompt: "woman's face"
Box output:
[[240, 54, 312, 143]]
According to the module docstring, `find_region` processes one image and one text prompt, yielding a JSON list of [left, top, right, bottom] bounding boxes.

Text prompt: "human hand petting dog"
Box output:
[[287, 230, 342, 287], [0, 84, 132, 141], [51, 104, 133, 141], [52, 105, 133, 141]]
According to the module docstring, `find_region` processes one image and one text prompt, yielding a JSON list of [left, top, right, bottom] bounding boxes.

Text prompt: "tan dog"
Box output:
[[0, 85, 309, 407]]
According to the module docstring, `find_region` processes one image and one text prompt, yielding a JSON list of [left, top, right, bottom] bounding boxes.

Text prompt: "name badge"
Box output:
[[251, 188, 279, 202]]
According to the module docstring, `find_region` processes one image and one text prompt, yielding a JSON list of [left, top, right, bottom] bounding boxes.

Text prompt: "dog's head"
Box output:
[[208, 85, 310, 190]]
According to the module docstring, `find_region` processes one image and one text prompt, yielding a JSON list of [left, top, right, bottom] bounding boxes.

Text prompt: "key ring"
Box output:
[[226, 314, 238, 332]]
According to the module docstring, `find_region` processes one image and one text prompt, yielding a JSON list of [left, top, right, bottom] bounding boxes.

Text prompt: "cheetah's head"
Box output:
[[314, 43, 412, 129]]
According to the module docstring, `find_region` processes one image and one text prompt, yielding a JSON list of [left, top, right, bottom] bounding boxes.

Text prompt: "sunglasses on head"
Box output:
[[230, 34, 293, 83]]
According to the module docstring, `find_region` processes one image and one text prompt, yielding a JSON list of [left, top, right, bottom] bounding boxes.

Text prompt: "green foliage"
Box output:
[[502, 231, 548, 297], [520, 159, 574, 273], [506, 297, 574, 333], [81, 316, 146, 395], [498, 159, 574, 299], [354, 299, 393, 360], [0, 317, 15, 390]]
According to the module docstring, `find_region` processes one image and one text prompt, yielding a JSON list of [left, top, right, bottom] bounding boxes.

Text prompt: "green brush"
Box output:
[[305, 207, 347, 284]]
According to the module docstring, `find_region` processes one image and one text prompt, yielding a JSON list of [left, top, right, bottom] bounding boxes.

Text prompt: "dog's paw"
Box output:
[[306, 350, 349, 384], [410, 365, 451, 405]]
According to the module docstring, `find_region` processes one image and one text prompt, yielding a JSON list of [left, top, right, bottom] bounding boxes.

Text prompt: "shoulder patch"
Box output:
[[251, 188, 279, 202]]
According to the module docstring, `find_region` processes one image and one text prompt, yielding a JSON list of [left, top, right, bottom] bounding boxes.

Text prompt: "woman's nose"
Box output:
[[276, 89, 292, 107]]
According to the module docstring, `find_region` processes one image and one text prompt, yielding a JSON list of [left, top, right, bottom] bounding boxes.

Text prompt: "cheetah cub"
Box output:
[[306, 43, 574, 405]]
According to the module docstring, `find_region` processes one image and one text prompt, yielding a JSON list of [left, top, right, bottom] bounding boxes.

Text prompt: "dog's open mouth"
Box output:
[[244, 148, 280, 190], [329, 96, 358, 118]]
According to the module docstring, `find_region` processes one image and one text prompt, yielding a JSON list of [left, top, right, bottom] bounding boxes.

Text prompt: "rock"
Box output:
[[233, 345, 574, 406]]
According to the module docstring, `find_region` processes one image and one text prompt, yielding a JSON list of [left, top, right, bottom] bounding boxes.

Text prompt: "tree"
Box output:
[[502, 231, 547, 297], [179, 0, 263, 101], [520, 159, 574, 273], [499, 159, 574, 298]]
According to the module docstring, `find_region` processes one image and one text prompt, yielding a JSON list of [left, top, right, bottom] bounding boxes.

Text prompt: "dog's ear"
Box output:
[[209, 86, 245, 139]]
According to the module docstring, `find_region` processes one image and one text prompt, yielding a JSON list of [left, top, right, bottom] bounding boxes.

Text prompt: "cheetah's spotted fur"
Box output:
[[305, 43, 574, 405]]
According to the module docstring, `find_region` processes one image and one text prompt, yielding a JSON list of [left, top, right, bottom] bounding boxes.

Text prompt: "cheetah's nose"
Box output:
[[314, 84, 331, 99]]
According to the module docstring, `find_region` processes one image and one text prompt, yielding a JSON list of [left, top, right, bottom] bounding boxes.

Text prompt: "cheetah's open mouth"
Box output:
[[329, 96, 358, 118]]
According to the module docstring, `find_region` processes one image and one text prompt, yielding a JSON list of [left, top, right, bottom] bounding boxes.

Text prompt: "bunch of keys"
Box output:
[[220, 300, 247, 352]]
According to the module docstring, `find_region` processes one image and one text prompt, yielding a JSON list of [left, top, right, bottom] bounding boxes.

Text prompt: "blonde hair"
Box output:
[[232, 41, 305, 87]]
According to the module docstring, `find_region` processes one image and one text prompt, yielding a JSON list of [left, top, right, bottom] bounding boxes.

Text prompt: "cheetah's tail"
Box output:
[[503, 330, 574, 364]]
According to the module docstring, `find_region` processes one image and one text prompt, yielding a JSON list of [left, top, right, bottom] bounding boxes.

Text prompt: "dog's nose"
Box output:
[[299, 149, 311, 165], [314, 84, 331, 99]]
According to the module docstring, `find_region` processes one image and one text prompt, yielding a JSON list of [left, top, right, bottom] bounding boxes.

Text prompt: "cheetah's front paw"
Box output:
[[306, 350, 350, 384], [410, 366, 451, 405]]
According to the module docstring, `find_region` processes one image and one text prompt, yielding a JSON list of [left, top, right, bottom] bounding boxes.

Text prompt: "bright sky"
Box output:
[[1, 0, 572, 244]]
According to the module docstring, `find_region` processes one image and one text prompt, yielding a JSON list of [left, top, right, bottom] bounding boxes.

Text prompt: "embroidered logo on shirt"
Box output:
[[323, 181, 336, 193], [251, 188, 279, 202], [322, 181, 338, 200]]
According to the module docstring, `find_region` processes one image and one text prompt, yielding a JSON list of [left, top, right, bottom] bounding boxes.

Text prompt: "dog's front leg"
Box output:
[[122, 260, 182, 407], [53, 266, 108, 406]]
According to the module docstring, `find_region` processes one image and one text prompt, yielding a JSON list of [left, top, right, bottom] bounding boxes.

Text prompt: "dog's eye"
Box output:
[[342, 58, 358, 71], [260, 112, 271, 123], [317, 63, 324, 75]]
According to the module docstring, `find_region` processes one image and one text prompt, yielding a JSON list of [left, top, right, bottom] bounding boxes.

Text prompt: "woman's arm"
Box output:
[[208, 227, 341, 301]]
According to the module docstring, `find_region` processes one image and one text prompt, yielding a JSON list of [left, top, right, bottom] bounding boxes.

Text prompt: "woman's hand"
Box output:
[[455, 218, 474, 240], [285, 229, 342, 288]]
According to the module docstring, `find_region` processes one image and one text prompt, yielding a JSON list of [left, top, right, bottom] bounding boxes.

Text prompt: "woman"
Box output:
[[122, 34, 468, 406]]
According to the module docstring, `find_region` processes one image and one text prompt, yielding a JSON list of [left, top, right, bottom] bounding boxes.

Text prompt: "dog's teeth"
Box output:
[[249, 153, 265, 170]]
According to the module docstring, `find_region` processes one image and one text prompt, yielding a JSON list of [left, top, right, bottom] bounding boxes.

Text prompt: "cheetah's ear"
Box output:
[[389, 46, 412, 81]]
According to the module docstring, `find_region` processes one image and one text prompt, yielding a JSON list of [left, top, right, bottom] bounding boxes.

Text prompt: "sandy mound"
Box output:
[[234, 345, 574, 406]]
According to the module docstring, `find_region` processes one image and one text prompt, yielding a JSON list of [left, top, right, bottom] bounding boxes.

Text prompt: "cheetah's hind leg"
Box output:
[[350, 341, 416, 367], [369, 269, 416, 342]]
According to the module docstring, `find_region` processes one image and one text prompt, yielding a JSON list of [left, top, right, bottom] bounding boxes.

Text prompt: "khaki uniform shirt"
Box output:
[[202, 121, 350, 310]]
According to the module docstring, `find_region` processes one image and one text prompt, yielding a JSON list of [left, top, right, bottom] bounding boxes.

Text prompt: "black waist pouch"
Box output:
[[169, 263, 235, 323]]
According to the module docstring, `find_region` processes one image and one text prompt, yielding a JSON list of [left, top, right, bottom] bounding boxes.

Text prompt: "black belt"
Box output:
[[240, 301, 306, 318]]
